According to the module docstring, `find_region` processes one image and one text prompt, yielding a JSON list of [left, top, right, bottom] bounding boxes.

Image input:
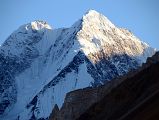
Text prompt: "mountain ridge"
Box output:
[[76, 51, 159, 120], [49, 51, 159, 120], [0, 10, 156, 120]]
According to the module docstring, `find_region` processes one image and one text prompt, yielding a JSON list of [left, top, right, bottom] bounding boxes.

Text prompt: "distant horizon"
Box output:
[[0, 0, 159, 49]]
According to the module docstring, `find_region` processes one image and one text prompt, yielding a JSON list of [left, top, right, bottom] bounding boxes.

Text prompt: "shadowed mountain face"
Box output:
[[0, 10, 155, 120], [77, 64, 159, 120], [50, 52, 159, 120]]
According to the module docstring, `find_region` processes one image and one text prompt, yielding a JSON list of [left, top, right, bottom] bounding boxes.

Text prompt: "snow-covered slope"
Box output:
[[0, 10, 156, 120]]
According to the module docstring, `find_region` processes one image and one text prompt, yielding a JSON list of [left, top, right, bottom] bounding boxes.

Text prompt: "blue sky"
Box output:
[[0, 0, 159, 49]]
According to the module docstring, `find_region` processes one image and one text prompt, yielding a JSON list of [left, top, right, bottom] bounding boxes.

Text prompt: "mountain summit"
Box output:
[[0, 10, 155, 120]]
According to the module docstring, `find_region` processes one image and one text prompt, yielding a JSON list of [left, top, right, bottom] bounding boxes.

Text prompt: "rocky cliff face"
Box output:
[[0, 10, 155, 120], [50, 51, 159, 120], [77, 52, 159, 120], [49, 79, 123, 120]]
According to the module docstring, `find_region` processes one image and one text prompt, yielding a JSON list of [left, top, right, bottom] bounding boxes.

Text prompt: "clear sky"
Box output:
[[0, 0, 159, 49]]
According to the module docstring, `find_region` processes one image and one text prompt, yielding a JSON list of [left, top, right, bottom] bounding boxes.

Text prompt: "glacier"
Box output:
[[0, 10, 156, 120]]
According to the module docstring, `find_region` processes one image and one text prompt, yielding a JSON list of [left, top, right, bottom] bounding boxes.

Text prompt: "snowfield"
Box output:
[[0, 10, 156, 120]]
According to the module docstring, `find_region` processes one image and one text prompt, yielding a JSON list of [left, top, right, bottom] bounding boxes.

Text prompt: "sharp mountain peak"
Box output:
[[17, 10, 114, 33], [0, 10, 156, 120]]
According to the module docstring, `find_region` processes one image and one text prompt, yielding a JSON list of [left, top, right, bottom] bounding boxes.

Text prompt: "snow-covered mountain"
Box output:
[[0, 10, 156, 120]]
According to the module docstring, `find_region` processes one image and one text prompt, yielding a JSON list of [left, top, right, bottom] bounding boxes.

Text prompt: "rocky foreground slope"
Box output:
[[50, 52, 159, 120], [0, 10, 155, 120]]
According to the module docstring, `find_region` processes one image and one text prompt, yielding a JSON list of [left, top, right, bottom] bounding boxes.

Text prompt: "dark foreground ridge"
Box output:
[[77, 51, 159, 120], [50, 51, 159, 120]]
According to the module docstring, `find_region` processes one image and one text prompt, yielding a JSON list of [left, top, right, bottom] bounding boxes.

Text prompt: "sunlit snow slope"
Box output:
[[0, 10, 156, 120]]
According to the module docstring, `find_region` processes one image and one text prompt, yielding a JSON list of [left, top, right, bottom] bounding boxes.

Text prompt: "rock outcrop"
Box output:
[[50, 51, 159, 120], [0, 10, 155, 120]]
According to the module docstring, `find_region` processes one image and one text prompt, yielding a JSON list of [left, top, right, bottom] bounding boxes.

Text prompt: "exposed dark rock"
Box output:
[[77, 51, 159, 120], [49, 51, 159, 120], [49, 104, 59, 120]]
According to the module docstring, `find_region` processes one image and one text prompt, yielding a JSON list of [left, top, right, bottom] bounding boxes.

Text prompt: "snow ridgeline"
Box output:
[[0, 10, 156, 120]]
